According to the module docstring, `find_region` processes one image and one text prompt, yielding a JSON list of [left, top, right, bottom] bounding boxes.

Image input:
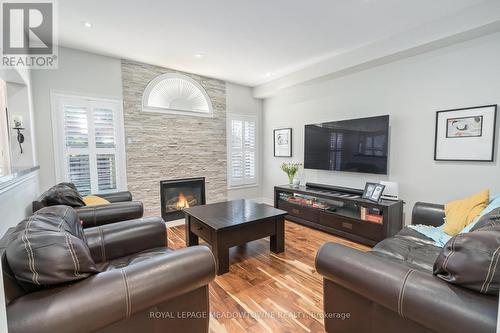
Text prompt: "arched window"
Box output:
[[142, 73, 213, 117]]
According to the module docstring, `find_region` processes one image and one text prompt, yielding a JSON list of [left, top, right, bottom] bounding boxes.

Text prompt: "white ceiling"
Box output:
[[58, 0, 491, 87]]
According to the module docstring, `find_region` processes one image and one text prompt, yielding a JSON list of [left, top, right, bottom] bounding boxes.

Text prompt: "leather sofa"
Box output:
[[33, 188, 144, 228], [2, 215, 216, 333], [316, 202, 498, 333]]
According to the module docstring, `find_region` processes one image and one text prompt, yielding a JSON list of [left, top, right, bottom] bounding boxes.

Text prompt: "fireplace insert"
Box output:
[[160, 177, 206, 221]]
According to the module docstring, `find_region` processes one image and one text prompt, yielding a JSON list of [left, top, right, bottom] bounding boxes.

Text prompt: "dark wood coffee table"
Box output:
[[184, 199, 287, 275]]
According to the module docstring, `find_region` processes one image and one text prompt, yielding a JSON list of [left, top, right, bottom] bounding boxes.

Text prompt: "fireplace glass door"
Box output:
[[160, 177, 206, 221]]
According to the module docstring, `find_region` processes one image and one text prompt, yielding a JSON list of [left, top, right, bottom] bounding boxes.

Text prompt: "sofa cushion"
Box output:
[[371, 228, 442, 272], [443, 189, 489, 236], [97, 247, 173, 271], [82, 195, 110, 206], [470, 208, 500, 232], [38, 183, 85, 208], [33, 205, 85, 241], [6, 210, 98, 288], [433, 224, 500, 295]]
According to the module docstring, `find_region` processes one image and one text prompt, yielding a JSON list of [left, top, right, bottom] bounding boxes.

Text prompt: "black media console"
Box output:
[[274, 182, 404, 246]]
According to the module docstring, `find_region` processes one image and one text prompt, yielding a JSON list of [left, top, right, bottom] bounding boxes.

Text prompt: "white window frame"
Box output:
[[227, 114, 258, 188], [50, 91, 127, 193]]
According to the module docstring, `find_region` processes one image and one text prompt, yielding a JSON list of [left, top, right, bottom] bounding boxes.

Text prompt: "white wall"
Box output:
[[0, 66, 39, 333], [262, 32, 500, 224], [31, 47, 123, 192], [226, 82, 263, 201]]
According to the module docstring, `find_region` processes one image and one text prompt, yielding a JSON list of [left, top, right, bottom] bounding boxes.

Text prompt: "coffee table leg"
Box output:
[[185, 215, 199, 246], [213, 238, 229, 275], [270, 216, 285, 253]]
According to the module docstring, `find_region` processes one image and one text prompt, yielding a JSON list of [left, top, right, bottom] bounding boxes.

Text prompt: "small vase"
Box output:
[[288, 174, 295, 185], [292, 178, 300, 187]]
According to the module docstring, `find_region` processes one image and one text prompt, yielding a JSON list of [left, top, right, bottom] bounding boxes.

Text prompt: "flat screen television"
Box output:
[[304, 115, 389, 174]]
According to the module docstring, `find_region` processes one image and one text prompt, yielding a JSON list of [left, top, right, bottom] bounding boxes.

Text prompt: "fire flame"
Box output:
[[176, 192, 190, 209]]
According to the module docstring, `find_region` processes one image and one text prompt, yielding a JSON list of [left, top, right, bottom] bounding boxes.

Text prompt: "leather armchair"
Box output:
[[2, 217, 216, 333], [315, 202, 498, 333], [33, 190, 144, 228]]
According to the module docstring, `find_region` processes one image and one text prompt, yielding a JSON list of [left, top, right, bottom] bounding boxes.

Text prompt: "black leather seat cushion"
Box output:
[[371, 227, 442, 272], [97, 247, 173, 271], [38, 183, 85, 208], [6, 207, 98, 288]]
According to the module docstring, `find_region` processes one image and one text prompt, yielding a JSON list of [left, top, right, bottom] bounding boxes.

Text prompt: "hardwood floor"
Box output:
[[168, 221, 370, 333]]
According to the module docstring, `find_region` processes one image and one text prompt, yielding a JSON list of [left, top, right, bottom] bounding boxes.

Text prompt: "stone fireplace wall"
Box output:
[[121, 59, 227, 216]]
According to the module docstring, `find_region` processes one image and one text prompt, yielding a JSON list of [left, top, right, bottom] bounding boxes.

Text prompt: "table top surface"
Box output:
[[183, 199, 287, 230]]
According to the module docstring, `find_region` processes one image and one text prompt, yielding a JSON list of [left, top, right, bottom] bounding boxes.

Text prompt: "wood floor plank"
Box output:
[[168, 220, 370, 332]]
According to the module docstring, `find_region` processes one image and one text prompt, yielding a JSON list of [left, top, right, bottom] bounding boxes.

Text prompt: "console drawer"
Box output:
[[190, 219, 211, 242], [319, 212, 383, 241], [277, 201, 320, 222]]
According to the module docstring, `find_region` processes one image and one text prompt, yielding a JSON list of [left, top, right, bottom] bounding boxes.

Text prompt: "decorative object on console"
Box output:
[[280, 162, 302, 185], [274, 128, 292, 157], [380, 180, 399, 201], [362, 182, 385, 203], [434, 105, 497, 161]]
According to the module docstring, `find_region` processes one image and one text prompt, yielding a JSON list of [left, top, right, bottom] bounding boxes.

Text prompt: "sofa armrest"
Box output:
[[7, 246, 216, 333], [84, 217, 166, 262], [76, 201, 144, 228], [316, 243, 497, 333], [96, 191, 133, 203], [411, 202, 445, 227]]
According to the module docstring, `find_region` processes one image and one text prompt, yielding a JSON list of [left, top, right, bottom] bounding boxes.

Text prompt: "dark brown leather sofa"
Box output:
[[2, 216, 216, 333], [33, 188, 144, 228], [316, 202, 498, 333]]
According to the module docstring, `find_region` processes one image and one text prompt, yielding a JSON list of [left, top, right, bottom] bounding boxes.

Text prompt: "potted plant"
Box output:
[[281, 162, 302, 185]]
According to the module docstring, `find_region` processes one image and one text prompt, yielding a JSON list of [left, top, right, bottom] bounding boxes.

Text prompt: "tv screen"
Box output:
[[304, 115, 389, 174]]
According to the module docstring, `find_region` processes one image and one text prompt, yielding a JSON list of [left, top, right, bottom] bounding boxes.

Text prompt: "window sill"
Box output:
[[0, 165, 40, 195], [228, 184, 259, 190]]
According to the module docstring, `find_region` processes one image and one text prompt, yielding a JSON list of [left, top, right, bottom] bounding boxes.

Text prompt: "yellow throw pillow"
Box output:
[[443, 189, 489, 236], [82, 195, 110, 206]]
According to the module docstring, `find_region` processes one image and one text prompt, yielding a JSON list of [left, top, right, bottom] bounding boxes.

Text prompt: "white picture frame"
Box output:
[[434, 105, 497, 162], [274, 128, 292, 157]]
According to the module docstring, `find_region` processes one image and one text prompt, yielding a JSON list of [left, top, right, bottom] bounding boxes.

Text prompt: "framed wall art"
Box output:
[[274, 128, 292, 157], [434, 105, 497, 162]]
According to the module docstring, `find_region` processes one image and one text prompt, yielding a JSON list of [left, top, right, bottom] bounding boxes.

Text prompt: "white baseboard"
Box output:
[[165, 219, 185, 228]]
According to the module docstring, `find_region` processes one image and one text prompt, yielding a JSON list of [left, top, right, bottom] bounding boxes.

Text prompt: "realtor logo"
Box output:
[[1, 0, 58, 68]]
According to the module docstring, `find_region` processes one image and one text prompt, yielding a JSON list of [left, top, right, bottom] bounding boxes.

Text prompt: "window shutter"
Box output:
[[94, 107, 116, 148], [229, 116, 257, 186], [244, 120, 256, 179], [57, 95, 123, 195], [67, 154, 91, 195], [64, 106, 88, 148], [97, 154, 117, 191]]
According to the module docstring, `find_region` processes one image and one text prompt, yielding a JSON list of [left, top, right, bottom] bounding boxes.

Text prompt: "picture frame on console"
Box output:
[[274, 128, 292, 157], [434, 105, 497, 162], [362, 182, 385, 203]]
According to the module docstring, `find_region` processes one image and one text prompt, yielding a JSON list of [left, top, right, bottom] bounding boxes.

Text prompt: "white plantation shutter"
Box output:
[[67, 154, 91, 194], [55, 94, 124, 195], [94, 108, 116, 148], [228, 115, 257, 187], [64, 106, 88, 148], [97, 154, 117, 191]]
